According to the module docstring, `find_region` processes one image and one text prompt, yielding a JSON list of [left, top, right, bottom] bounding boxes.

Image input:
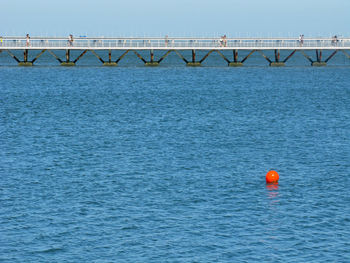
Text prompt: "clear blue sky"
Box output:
[[1, 0, 349, 37]]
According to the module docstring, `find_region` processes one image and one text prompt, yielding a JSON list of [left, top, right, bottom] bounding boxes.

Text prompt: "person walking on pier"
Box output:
[[165, 35, 169, 47], [0, 36, 3, 46], [331, 35, 338, 46], [219, 35, 227, 47], [26, 34, 30, 47], [223, 35, 227, 47], [299, 34, 304, 46], [68, 34, 74, 46]]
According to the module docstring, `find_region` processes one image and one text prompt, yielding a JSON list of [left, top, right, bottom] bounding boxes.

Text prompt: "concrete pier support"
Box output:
[[187, 50, 201, 66], [312, 50, 327, 66], [145, 50, 159, 66], [61, 50, 75, 66], [18, 62, 33, 66], [187, 62, 201, 67], [145, 62, 159, 66], [312, 62, 327, 67], [19, 49, 33, 66], [228, 62, 243, 67], [270, 62, 285, 67], [103, 62, 117, 66], [270, 49, 285, 66], [61, 62, 75, 66], [102, 50, 117, 66]]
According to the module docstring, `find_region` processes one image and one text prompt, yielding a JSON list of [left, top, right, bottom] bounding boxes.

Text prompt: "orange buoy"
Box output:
[[266, 170, 279, 184]]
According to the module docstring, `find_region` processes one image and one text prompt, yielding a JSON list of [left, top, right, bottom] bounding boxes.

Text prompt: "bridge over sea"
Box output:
[[1, 36, 350, 67]]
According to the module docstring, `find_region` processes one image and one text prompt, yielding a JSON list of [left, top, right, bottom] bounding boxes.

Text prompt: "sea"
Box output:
[[0, 51, 350, 262]]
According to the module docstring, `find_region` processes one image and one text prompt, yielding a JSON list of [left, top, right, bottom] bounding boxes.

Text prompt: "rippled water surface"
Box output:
[[1, 65, 349, 262]]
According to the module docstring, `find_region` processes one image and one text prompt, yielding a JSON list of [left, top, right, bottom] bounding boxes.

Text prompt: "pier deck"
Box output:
[[1, 36, 349, 66]]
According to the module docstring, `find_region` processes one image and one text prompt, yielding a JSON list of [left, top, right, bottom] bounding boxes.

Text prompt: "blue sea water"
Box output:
[[0, 64, 349, 262]]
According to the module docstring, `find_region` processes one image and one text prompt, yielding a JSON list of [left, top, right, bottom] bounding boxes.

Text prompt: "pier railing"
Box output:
[[1, 37, 350, 50]]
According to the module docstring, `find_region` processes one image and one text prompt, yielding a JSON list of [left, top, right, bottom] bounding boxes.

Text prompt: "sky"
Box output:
[[1, 0, 349, 37]]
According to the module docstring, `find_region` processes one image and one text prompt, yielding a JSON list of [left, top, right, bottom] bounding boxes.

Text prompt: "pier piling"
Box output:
[[61, 50, 75, 66], [187, 50, 201, 66], [18, 49, 33, 66], [103, 50, 117, 66], [145, 49, 159, 66]]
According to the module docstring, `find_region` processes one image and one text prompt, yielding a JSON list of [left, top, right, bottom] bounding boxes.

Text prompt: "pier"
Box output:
[[1, 36, 350, 67]]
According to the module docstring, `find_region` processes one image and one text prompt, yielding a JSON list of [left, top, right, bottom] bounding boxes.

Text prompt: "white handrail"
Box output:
[[0, 37, 349, 49]]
